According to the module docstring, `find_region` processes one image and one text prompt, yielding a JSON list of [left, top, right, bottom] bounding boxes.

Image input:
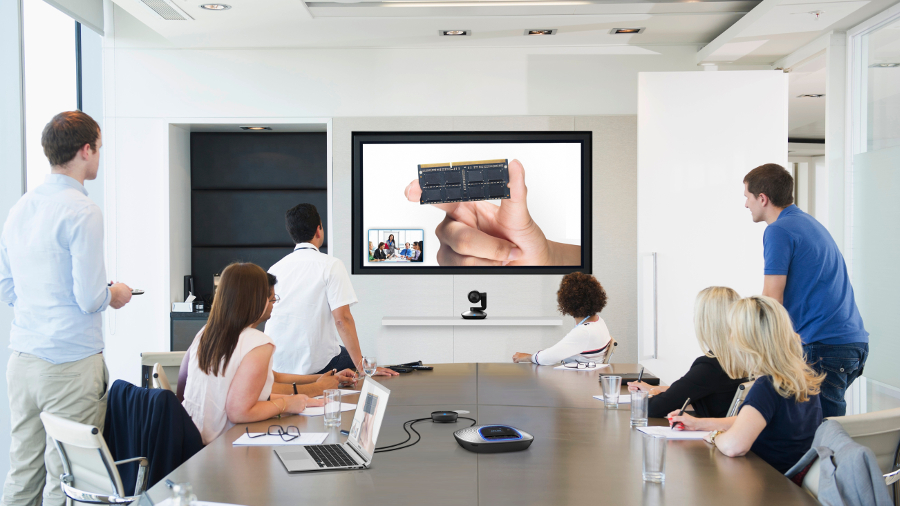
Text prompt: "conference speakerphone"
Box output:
[[418, 159, 510, 204], [453, 424, 534, 453]]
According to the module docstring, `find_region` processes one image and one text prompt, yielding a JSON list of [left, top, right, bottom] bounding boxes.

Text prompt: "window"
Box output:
[[22, 0, 78, 192], [848, 9, 900, 410]]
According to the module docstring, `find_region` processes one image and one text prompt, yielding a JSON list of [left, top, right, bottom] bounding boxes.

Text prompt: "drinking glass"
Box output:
[[642, 433, 667, 483], [324, 389, 342, 428], [600, 375, 622, 409], [631, 390, 649, 427], [362, 357, 377, 378], [171, 483, 197, 506]]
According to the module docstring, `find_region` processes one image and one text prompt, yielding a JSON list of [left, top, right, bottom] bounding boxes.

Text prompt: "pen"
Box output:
[[340, 430, 350, 436], [672, 397, 691, 430], [165, 479, 175, 489], [637, 367, 644, 384]]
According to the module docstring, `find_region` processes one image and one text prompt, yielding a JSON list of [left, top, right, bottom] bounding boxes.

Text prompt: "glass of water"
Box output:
[[323, 389, 342, 427], [631, 390, 649, 427], [600, 375, 622, 409], [362, 357, 377, 378], [642, 433, 667, 483]]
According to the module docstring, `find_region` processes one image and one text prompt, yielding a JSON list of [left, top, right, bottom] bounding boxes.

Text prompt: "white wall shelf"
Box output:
[[382, 316, 564, 326]]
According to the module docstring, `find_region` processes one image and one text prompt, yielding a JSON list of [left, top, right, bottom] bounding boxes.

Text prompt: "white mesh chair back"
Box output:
[[151, 363, 172, 392], [40, 411, 126, 498], [726, 379, 756, 418]]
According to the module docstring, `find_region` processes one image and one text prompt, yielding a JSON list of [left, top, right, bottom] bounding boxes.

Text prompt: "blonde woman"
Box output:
[[628, 287, 746, 418], [668, 296, 824, 474]]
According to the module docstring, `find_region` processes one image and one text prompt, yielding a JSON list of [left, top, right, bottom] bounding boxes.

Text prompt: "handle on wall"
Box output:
[[641, 252, 658, 360]]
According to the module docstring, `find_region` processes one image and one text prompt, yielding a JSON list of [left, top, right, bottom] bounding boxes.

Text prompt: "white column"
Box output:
[[824, 32, 848, 252]]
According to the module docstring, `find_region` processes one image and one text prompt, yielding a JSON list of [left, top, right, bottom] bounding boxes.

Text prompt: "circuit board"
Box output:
[[418, 159, 510, 204]]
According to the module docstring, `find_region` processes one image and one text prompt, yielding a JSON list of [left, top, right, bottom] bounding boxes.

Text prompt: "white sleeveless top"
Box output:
[[182, 326, 276, 445]]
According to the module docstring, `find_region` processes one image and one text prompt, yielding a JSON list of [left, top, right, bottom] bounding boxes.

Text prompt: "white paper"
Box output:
[[298, 402, 357, 417], [636, 426, 708, 440], [313, 389, 361, 399], [232, 432, 328, 446], [554, 364, 610, 371], [155, 500, 247, 506], [592, 394, 631, 404]]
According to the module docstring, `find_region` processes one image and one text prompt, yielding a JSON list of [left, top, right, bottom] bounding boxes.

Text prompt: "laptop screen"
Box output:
[[347, 379, 391, 460]]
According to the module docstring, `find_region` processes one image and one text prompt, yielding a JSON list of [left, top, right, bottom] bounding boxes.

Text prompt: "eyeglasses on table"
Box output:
[[246, 425, 300, 441], [562, 361, 597, 369]]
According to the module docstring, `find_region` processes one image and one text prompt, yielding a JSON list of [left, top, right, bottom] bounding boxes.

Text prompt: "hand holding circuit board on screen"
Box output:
[[404, 159, 580, 266]]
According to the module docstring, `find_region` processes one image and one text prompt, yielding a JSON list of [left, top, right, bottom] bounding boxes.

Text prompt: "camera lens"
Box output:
[[468, 291, 480, 303]]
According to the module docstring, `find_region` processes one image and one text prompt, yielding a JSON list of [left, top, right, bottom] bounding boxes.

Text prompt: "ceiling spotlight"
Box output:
[[239, 126, 272, 131], [869, 62, 900, 68], [440, 30, 470, 36], [797, 94, 825, 98], [610, 28, 645, 35], [200, 4, 230, 10], [525, 29, 557, 36]]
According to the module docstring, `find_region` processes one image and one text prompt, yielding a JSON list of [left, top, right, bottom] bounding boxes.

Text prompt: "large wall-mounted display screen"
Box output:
[[352, 132, 592, 275]]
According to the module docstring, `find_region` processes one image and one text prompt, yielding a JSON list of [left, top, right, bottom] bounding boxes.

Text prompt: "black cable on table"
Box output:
[[374, 416, 478, 453]]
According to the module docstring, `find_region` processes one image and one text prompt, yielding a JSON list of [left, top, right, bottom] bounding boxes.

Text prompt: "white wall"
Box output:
[[100, 4, 702, 384]]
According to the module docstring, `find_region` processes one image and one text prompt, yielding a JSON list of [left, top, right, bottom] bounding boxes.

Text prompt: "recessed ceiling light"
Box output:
[[869, 62, 900, 68], [610, 28, 645, 35], [700, 62, 717, 66], [797, 94, 825, 98], [525, 29, 557, 36], [200, 4, 231, 10], [239, 126, 272, 131], [440, 30, 470, 36]]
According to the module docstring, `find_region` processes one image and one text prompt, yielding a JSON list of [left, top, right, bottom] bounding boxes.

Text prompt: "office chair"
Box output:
[[824, 407, 900, 504], [40, 412, 149, 505], [150, 363, 172, 392], [725, 379, 756, 418], [601, 338, 617, 365]]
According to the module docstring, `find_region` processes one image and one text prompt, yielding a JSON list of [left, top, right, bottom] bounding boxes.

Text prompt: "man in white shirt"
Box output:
[[265, 204, 398, 376], [0, 112, 132, 506]]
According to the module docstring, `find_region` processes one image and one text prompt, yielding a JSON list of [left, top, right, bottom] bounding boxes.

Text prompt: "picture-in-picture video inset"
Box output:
[[353, 132, 592, 274], [368, 229, 424, 263]]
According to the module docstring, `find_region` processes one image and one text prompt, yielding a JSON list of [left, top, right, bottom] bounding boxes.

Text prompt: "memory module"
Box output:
[[418, 159, 510, 204]]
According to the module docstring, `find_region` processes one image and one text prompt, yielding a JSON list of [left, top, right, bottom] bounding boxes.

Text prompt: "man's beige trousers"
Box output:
[[1, 352, 108, 506]]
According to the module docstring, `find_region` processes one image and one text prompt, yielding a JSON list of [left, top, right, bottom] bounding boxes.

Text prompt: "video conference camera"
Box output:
[[461, 291, 487, 320]]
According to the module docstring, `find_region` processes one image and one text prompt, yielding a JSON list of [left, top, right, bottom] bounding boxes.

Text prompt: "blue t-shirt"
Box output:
[[741, 375, 822, 474], [763, 205, 868, 345]]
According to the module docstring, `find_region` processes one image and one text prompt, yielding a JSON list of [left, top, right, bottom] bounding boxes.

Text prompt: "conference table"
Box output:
[[148, 363, 818, 505]]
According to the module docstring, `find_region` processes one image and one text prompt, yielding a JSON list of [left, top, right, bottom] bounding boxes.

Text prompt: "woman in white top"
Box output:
[[512, 272, 612, 365], [183, 262, 323, 445]]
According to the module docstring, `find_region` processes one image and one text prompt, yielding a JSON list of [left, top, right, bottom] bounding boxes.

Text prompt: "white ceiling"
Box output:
[[788, 53, 827, 139]]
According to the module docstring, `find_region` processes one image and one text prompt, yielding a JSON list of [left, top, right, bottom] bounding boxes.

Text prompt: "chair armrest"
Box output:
[[114, 457, 150, 495], [885, 467, 900, 486], [114, 457, 149, 466]]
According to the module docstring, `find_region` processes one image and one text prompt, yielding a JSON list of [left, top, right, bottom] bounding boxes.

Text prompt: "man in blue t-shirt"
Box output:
[[742, 163, 869, 418], [399, 242, 415, 259]]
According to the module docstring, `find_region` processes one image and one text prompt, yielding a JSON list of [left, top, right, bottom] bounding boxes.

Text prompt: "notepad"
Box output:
[[232, 432, 328, 446], [155, 500, 248, 506], [592, 394, 631, 404], [298, 402, 358, 417], [636, 426, 708, 440]]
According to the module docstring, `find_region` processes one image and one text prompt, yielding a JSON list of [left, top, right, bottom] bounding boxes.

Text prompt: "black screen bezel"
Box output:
[[351, 131, 592, 275]]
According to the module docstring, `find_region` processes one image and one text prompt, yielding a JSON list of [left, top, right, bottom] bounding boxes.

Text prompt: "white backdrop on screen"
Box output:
[[361, 142, 582, 267]]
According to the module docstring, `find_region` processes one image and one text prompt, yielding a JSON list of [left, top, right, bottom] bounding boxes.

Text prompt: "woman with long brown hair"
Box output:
[[182, 262, 323, 444]]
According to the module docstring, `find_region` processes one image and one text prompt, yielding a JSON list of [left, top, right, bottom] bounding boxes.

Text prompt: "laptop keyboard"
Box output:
[[305, 444, 358, 468]]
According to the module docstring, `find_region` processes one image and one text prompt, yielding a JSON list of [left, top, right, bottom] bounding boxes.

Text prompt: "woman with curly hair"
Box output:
[[512, 272, 612, 365]]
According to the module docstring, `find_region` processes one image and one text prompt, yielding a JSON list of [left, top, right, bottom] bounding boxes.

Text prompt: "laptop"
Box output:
[[275, 378, 391, 473]]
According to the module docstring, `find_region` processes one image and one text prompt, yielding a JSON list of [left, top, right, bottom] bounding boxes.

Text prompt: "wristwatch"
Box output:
[[709, 430, 723, 446]]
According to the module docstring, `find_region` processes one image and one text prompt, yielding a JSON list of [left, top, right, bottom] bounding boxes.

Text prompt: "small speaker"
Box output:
[[453, 425, 533, 453]]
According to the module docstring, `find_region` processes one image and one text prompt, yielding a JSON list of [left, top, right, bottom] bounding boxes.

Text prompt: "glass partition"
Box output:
[[849, 12, 900, 409]]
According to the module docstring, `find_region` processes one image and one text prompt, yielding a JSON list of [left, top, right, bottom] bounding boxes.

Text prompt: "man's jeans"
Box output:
[[803, 342, 869, 418]]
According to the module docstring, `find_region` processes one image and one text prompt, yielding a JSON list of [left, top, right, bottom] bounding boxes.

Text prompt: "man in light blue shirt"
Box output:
[[0, 111, 132, 506]]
